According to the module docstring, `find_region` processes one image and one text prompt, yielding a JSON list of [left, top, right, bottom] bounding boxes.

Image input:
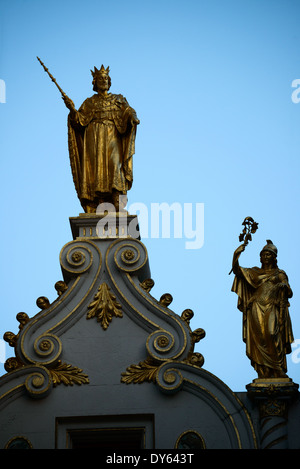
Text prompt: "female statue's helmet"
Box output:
[[260, 239, 278, 257]]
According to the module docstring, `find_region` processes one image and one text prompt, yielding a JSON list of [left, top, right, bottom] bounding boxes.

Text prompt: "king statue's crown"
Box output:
[[90, 65, 110, 77]]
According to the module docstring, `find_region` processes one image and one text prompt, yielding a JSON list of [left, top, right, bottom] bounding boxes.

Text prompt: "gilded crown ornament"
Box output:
[[90, 65, 110, 77]]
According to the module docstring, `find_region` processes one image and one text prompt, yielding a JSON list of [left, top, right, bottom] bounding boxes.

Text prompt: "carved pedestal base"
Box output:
[[70, 212, 140, 240], [246, 378, 299, 449]]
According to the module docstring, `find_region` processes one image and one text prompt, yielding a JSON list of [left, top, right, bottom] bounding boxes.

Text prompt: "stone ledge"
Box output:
[[69, 213, 140, 240], [246, 378, 299, 399]]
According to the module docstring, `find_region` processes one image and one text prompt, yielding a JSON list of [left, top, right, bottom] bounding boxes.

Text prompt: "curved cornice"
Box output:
[[0, 215, 257, 448], [0, 231, 200, 400]]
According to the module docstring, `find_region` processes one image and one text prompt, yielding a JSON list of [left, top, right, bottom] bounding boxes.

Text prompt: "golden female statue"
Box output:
[[64, 65, 139, 213], [231, 240, 294, 379]]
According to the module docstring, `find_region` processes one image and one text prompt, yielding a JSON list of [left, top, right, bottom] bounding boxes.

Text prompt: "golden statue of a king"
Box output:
[[231, 239, 294, 379], [64, 65, 139, 213]]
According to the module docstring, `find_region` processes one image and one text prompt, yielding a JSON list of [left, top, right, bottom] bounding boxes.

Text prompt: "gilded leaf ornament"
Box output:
[[3, 357, 89, 388], [87, 282, 123, 330], [121, 351, 205, 386], [121, 358, 158, 384], [50, 361, 89, 387]]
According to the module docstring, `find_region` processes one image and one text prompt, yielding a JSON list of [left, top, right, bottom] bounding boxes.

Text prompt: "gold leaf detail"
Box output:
[[186, 352, 205, 368], [87, 283, 122, 330], [140, 278, 155, 293], [159, 293, 173, 307], [191, 328, 206, 345], [121, 358, 158, 384], [4, 356, 24, 373], [181, 309, 194, 324], [50, 361, 89, 387], [3, 313, 31, 349]]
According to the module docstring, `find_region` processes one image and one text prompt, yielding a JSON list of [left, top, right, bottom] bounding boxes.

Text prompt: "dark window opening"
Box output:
[[69, 428, 145, 449]]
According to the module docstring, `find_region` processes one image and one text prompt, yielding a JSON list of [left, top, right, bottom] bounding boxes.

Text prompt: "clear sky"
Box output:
[[0, 0, 299, 391]]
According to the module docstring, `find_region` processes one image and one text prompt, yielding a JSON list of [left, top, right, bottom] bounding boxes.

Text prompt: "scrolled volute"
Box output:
[[24, 366, 52, 399], [146, 330, 176, 361], [156, 362, 184, 394], [33, 333, 62, 365], [107, 238, 149, 275], [60, 241, 94, 277]]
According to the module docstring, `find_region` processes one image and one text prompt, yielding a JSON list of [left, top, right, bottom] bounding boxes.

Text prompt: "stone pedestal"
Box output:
[[69, 212, 141, 240], [246, 378, 299, 449]]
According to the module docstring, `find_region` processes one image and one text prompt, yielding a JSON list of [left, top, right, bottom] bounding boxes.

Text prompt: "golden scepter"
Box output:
[[37, 56, 76, 112], [229, 217, 259, 274]]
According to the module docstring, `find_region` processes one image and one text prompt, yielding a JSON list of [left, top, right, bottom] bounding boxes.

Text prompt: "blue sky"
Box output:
[[0, 0, 300, 391]]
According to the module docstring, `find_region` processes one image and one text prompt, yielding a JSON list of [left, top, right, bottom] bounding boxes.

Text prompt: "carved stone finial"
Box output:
[[36, 296, 50, 310], [159, 293, 173, 307], [140, 278, 155, 293], [54, 280, 68, 296]]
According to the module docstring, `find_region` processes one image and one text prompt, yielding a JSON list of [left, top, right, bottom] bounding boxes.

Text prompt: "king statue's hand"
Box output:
[[62, 96, 76, 112]]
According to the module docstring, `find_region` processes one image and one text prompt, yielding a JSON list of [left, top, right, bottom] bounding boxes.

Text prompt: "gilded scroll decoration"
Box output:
[[3, 312, 89, 391], [121, 306, 206, 386], [9, 362, 89, 398], [24, 368, 52, 397], [121, 352, 205, 387], [3, 357, 89, 390], [87, 282, 123, 330]]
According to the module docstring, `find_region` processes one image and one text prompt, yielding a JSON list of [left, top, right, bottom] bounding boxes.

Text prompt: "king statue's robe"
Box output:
[[67, 92, 138, 211]]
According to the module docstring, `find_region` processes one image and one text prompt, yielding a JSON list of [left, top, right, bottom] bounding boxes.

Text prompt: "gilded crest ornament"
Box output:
[[87, 282, 123, 330]]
